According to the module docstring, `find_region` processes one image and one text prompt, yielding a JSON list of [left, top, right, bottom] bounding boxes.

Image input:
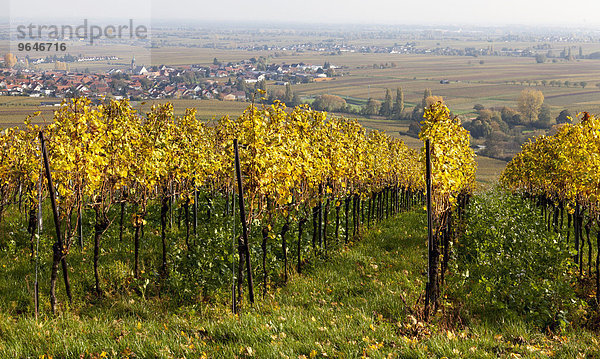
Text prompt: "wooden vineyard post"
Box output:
[[39, 131, 73, 313], [193, 177, 198, 237], [169, 182, 174, 229], [424, 139, 434, 320], [234, 139, 255, 305], [231, 180, 237, 314], [34, 144, 43, 320], [78, 200, 83, 248]]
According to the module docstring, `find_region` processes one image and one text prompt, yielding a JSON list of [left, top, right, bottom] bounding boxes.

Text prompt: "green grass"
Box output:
[[0, 208, 599, 358]]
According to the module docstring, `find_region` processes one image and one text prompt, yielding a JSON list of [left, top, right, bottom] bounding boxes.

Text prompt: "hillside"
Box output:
[[1, 208, 598, 358]]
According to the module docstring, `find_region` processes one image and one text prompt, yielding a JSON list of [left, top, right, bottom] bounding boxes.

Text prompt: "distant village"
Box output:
[[0, 56, 339, 101], [233, 41, 536, 57]]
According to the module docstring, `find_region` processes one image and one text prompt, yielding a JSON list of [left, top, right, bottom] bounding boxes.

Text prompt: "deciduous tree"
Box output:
[[312, 94, 346, 112], [517, 89, 544, 124], [379, 89, 392, 117], [393, 87, 404, 118], [362, 98, 380, 116], [556, 109, 572, 124], [3, 53, 16, 68]]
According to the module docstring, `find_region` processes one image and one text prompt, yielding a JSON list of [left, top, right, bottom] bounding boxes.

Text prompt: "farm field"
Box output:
[[287, 55, 600, 116], [144, 48, 600, 117], [0, 97, 58, 127], [0, 97, 249, 124], [142, 48, 600, 117], [17, 42, 600, 119]]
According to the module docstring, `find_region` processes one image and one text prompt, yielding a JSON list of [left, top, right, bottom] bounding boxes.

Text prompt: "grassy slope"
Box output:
[[1, 210, 599, 358]]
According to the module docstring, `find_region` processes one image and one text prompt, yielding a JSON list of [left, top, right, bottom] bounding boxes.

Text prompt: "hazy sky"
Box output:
[[5, 0, 600, 27]]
